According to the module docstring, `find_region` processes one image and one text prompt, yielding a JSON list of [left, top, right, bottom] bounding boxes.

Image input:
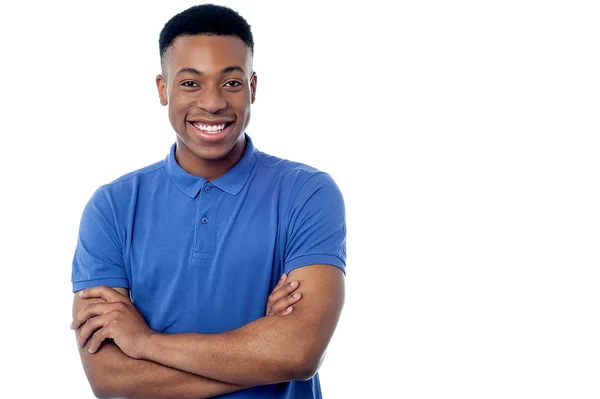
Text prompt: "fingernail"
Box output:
[[293, 293, 300, 299], [286, 306, 293, 312], [280, 275, 285, 280], [290, 281, 297, 287], [79, 290, 85, 296]]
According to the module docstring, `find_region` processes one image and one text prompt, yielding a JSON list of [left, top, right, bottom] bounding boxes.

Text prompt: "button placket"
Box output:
[[192, 185, 215, 262]]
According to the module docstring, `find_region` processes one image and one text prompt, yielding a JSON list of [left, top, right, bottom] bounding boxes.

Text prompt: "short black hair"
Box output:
[[159, 4, 254, 68]]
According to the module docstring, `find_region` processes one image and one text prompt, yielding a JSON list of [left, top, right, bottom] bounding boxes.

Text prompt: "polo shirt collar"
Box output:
[[165, 134, 259, 198]]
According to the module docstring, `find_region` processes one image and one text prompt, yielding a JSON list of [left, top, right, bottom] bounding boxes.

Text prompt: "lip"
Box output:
[[187, 119, 235, 125], [187, 121, 234, 142]]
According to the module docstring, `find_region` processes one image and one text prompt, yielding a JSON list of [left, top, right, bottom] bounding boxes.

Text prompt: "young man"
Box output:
[[71, 4, 346, 398]]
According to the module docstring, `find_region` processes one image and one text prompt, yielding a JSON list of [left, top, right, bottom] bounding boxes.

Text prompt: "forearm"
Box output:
[[79, 340, 247, 399], [142, 315, 319, 386]]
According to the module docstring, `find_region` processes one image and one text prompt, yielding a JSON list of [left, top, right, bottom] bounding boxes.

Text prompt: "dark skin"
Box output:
[[156, 35, 257, 181], [73, 33, 345, 395], [72, 35, 300, 398], [72, 276, 302, 399]]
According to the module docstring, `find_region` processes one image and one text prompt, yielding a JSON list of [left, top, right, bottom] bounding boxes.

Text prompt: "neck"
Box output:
[[175, 136, 247, 181]]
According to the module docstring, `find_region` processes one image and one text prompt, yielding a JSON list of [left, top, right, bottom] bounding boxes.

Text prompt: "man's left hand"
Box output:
[[71, 286, 154, 359]]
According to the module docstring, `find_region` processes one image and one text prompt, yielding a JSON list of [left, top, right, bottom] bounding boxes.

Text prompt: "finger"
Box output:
[[77, 314, 111, 348], [71, 302, 121, 330], [88, 325, 112, 354], [281, 306, 294, 316], [272, 274, 288, 292], [266, 279, 299, 315], [273, 280, 299, 301], [268, 292, 302, 316], [79, 286, 126, 303], [265, 274, 288, 314]]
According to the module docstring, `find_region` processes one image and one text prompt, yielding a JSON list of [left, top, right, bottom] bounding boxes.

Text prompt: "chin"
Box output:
[[177, 133, 243, 162]]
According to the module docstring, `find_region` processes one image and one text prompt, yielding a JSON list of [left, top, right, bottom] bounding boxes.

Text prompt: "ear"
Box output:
[[250, 72, 257, 104], [156, 74, 168, 106]]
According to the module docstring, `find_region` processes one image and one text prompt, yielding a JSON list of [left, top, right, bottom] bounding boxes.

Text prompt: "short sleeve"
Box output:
[[71, 186, 130, 292], [284, 173, 347, 275]]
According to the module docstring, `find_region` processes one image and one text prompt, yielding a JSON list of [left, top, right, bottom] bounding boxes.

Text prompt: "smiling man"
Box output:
[[71, 4, 346, 399]]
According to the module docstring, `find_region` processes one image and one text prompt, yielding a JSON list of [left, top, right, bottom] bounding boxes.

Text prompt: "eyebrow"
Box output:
[[174, 65, 246, 77]]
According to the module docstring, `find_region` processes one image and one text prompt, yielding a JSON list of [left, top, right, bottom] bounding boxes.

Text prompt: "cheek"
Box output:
[[168, 95, 191, 119], [228, 92, 252, 114], [169, 92, 188, 107]]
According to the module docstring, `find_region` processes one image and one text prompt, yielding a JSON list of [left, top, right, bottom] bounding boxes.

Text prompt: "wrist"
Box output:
[[139, 331, 159, 361]]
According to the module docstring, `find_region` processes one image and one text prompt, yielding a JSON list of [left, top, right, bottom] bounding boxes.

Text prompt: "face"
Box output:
[[156, 35, 257, 169]]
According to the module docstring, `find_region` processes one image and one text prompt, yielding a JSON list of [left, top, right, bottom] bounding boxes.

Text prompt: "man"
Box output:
[[71, 4, 346, 398]]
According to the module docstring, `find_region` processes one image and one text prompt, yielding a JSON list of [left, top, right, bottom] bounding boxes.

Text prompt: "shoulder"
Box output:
[[256, 150, 322, 175], [254, 150, 342, 197], [85, 158, 167, 212], [95, 159, 166, 198], [106, 159, 166, 189], [250, 149, 345, 224]]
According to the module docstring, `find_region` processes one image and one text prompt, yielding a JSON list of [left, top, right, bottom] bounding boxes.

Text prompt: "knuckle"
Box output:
[[271, 300, 282, 309], [269, 292, 281, 303], [289, 293, 300, 302]]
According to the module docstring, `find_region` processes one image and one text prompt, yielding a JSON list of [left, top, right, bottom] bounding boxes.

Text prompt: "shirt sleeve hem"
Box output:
[[72, 278, 130, 293], [284, 254, 346, 275]]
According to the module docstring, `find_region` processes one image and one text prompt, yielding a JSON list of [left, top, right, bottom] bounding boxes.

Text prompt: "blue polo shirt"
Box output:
[[72, 134, 346, 398]]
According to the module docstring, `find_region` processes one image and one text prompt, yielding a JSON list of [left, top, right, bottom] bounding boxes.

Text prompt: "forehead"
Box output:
[[164, 34, 252, 75]]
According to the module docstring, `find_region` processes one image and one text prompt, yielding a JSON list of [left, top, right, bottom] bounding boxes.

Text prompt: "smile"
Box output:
[[187, 120, 235, 141], [190, 121, 232, 135]]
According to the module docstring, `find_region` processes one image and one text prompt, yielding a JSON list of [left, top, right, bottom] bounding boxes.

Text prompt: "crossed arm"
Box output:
[[72, 265, 345, 398]]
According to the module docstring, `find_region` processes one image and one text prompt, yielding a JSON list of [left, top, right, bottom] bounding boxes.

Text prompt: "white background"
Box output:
[[0, 0, 599, 398]]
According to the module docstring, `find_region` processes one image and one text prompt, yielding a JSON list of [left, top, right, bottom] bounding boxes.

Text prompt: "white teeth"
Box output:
[[192, 122, 227, 134]]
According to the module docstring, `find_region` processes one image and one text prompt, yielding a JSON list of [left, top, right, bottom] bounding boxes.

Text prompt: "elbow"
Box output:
[[294, 363, 319, 382], [88, 377, 113, 399], [289, 350, 322, 381], [90, 385, 110, 399], [85, 363, 128, 399], [89, 377, 130, 399]]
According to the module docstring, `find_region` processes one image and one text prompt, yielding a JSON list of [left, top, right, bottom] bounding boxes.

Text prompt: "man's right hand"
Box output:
[[266, 274, 301, 316]]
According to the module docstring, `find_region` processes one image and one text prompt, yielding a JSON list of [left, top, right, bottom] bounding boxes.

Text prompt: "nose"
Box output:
[[197, 85, 227, 114]]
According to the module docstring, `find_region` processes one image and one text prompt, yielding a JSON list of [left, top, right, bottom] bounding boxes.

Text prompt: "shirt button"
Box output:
[[204, 186, 212, 193], [201, 217, 209, 224]]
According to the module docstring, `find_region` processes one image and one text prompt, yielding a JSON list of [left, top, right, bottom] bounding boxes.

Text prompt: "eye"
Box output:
[[182, 81, 199, 87], [224, 81, 242, 88]]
